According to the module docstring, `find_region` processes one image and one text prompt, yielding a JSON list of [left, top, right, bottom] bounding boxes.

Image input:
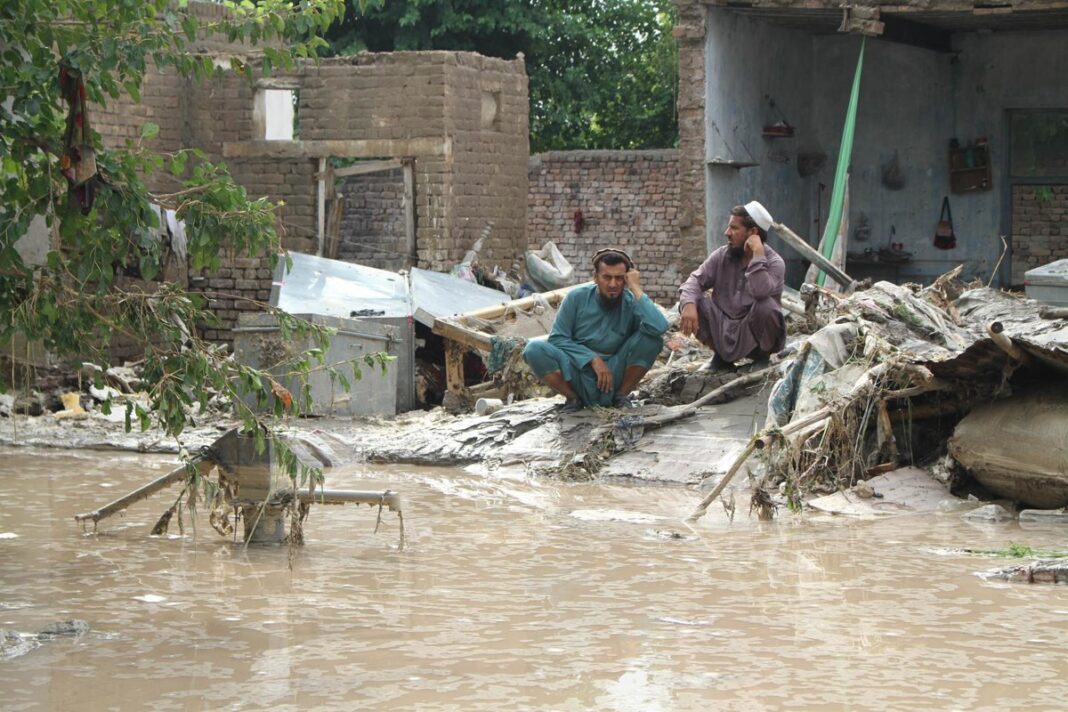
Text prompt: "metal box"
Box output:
[[234, 313, 399, 417], [268, 253, 415, 412], [1025, 258, 1068, 307]]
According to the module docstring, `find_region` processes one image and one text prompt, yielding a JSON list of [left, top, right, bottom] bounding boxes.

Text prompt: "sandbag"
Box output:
[[525, 241, 574, 292], [949, 389, 1068, 509]]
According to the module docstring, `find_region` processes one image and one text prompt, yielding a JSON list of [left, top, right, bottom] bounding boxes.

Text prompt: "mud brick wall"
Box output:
[[528, 150, 683, 305], [298, 53, 529, 271], [199, 257, 276, 343], [441, 53, 530, 271], [1012, 185, 1068, 284], [336, 168, 410, 271]]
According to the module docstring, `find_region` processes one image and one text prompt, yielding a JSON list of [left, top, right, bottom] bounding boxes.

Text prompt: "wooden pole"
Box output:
[[686, 440, 758, 522], [631, 366, 775, 431], [773, 221, 857, 292], [988, 321, 1031, 364], [459, 282, 590, 322], [432, 317, 494, 351]]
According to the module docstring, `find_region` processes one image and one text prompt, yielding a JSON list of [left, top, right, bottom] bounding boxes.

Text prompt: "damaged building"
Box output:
[[672, 0, 1068, 287], [14, 0, 530, 350]]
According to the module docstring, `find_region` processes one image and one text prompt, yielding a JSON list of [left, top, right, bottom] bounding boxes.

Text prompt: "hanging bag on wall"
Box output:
[[934, 196, 957, 250]]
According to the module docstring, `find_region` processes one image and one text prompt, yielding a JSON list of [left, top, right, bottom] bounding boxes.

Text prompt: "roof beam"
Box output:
[[839, 6, 954, 53]]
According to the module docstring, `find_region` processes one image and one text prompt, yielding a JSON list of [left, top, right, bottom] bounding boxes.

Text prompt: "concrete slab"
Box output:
[[807, 467, 961, 516], [600, 391, 766, 485]]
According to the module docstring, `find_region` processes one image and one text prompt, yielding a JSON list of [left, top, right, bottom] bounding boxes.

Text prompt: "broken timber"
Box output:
[[431, 282, 587, 398]]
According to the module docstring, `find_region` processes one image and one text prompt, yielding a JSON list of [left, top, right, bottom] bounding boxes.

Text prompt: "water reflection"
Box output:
[[1, 447, 1067, 710]]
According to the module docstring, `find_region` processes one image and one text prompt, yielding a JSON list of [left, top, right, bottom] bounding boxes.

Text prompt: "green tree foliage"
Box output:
[[0, 1, 391, 479], [326, 0, 678, 153]]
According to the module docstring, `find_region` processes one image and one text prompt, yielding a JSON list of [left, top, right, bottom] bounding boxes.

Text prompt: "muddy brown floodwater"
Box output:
[[1, 446, 1067, 710]]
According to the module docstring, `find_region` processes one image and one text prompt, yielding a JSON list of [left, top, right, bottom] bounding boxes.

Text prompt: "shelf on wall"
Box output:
[[948, 143, 992, 193], [707, 158, 759, 169]]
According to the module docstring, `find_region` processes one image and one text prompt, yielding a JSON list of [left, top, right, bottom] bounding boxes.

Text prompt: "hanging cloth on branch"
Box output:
[[59, 60, 98, 214], [814, 37, 866, 288]]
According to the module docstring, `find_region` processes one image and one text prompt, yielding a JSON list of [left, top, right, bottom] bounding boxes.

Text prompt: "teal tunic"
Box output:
[[523, 284, 668, 406]]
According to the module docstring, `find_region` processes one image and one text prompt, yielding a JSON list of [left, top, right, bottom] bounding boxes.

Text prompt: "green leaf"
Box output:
[[170, 151, 187, 176], [181, 14, 198, 41], [124, 80, 142, 103]]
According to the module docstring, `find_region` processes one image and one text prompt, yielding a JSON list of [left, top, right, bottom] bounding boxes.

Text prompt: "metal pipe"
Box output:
[[297, 489, 402, 512], [74, 458, 207, 524]]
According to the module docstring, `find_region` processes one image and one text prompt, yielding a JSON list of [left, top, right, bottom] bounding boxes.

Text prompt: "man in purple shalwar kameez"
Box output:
[[678, 203, 786, 371]]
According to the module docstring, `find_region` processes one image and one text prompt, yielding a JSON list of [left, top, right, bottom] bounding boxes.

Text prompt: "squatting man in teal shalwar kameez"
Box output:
[[522, 249, 668, 410]]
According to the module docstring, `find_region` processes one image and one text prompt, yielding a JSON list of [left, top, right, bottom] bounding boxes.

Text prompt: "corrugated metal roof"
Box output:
[[269, 253, 512, 326]]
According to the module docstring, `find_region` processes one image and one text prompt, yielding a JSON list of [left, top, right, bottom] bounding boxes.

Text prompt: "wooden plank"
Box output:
[[432, 318, 493, 351], [403, 160, 416, 266], [332, 159, 403, 178], [222, 138, 449, 160], [460, 282, 589, 322], [772, 221, 856, 292], [316, 157, 327, 256], [254, 77, 302, 90], [325, 192, 344, 259], [444, 342, 466, 395]]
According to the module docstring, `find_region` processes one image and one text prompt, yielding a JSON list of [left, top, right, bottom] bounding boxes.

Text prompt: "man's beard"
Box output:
[[598, 293, 623, 310], [727, 244, 745, 260]]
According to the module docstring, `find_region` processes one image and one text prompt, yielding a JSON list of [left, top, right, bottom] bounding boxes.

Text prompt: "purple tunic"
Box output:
[[678, 244, 786, 362]]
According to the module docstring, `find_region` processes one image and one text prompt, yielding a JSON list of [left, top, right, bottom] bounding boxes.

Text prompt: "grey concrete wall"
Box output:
[[703, 8, 814, 283], [702, 4, 1068, 286], [810, 36, 955, 283], [812, 29, 1068, 285]]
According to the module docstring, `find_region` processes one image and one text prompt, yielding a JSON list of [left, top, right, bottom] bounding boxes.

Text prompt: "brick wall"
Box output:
[[1012, 185, 1068, 284], [337, 168, 410, 271], [528, 150, 683, 305], [672, 0, 709, 268], [441, 53, 530, 271]]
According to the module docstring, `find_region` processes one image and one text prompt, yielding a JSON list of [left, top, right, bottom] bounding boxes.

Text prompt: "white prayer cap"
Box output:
[[743, 201, 774, 231]]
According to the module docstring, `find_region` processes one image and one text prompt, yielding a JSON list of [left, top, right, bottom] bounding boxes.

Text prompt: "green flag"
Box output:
[[818, 38, 866, 286]]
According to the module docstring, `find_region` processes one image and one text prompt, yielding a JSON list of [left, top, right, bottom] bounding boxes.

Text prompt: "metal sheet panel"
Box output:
[[270, 253, 414, 410], [409, 267, 509, 326], [270, 252, 410, 319], [1025, 259, 1068, 305], [234, 313, 399, 417]]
